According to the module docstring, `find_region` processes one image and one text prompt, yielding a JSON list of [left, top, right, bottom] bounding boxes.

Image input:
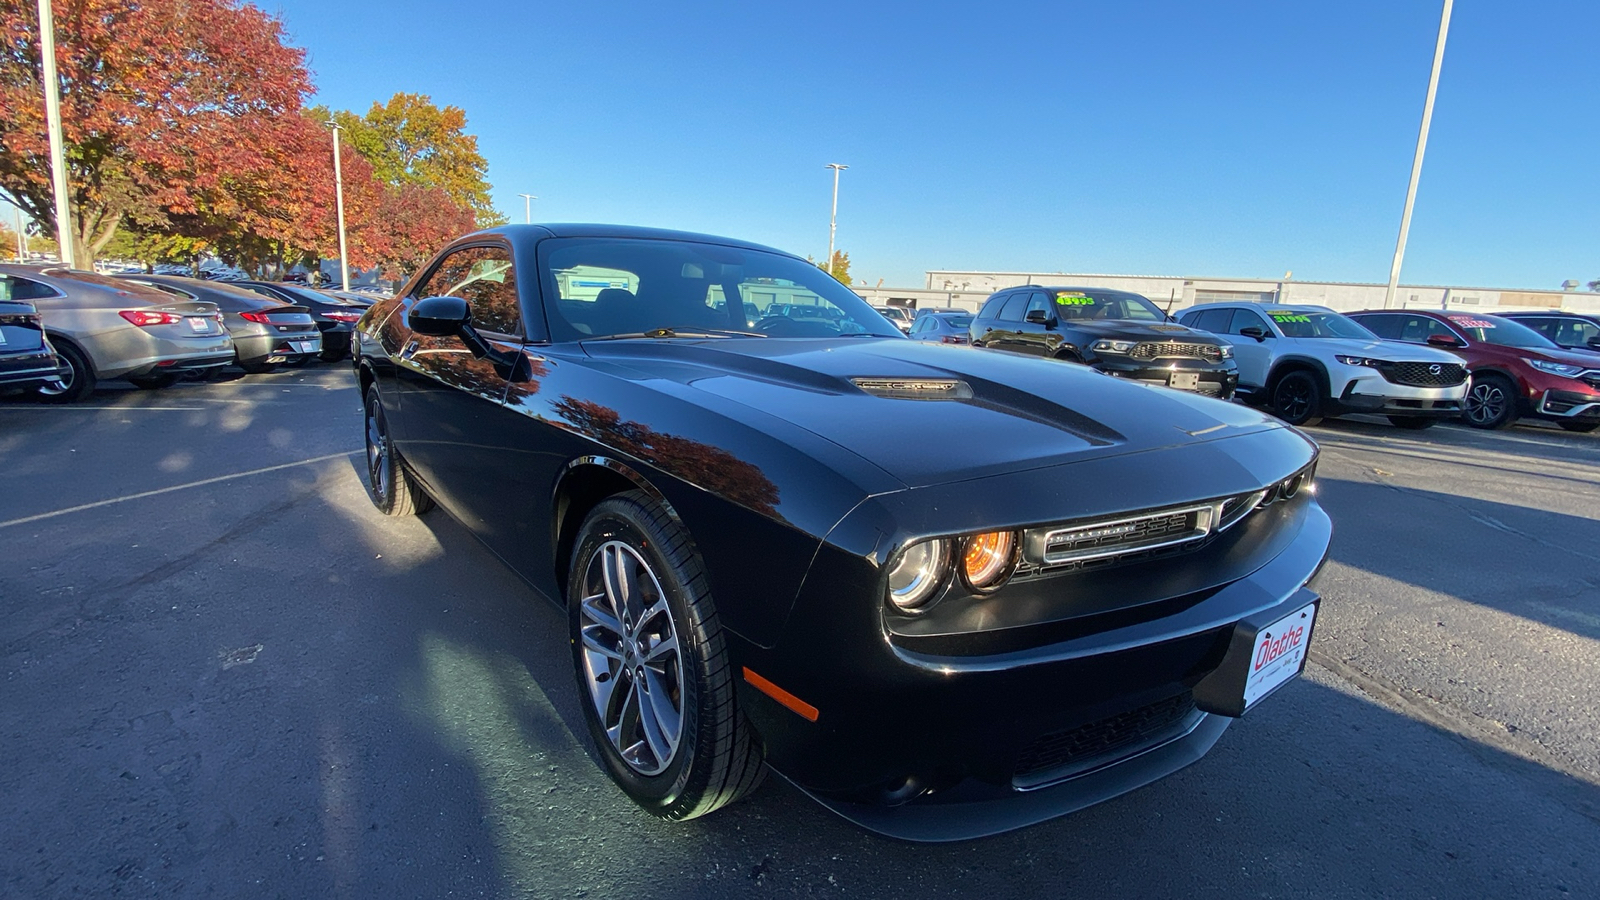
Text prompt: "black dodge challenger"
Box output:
[[353, 224, 1329, 841]]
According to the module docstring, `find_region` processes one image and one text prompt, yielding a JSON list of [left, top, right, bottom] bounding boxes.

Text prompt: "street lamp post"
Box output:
[[12, 204, 26, 262], [328, 120, 350, 291], [1383, 0, 1454, 309], [36, 0, 75, 267], [825, 163, 848, 276], [518, 193, 537, 224]]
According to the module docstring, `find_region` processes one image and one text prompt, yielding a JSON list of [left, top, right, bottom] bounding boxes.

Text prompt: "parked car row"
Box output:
[[0, 264, 370, 402], [937, 284, 1598, 434]]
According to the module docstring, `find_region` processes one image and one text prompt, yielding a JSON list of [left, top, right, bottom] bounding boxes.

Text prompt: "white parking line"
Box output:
[[0, 450, 359, 530], [0, 405, 206, 411]]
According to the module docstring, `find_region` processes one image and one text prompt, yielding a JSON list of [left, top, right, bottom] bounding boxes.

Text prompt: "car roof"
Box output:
[[1006, 286, 1149, 299], [1185, 303, 1336, 315], [470, 223, 790, 256], [119, 273, 293, 306]]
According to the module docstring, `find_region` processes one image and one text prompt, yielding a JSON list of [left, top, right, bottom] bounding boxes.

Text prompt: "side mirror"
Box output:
[[409, 295, 496, 361], [410, 295, 470, 337], [1586, 337, 1600, 350], [1238, 326, 1268, 342], [1025, 309, 1053, 326], [1426, 333, 1464, 348]]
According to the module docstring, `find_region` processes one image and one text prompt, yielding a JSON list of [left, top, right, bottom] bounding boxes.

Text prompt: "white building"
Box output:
[[852, 271, 1600, 317]]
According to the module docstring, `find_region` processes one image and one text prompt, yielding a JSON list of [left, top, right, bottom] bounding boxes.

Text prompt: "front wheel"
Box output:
[[1462, 374, 1518, 430], [567, 491, 765, 820], [1557, 420, 1599, 433], [36, 341, 95, 404], [1387, 415, 1438, 430], [362, 385, 432, 516], [1269, 371, 1324, 427]]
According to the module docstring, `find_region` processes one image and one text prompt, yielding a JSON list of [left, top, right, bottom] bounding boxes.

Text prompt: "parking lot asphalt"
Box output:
[[2, 369, 1597, 899]]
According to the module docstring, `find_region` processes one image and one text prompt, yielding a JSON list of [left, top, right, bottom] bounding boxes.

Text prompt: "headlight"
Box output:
[[959, 531, 1018, 594], [1527, 358, 1584, 378], [1218, 344, 1234, 359], [1334, 355, 1383, 367], [1090, 339, 1136, 354], [886, 538, 951, 612]]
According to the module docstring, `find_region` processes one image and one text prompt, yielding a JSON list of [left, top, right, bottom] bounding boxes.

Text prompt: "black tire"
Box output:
[[1387, 415, 1438, 430], [1556, 420, 1599, 433], [126, 372, 178, 390], [362, 385, 432, 516], [35, 340, 95, 404], [1269, 370, 1323, 427], [1462, 373, 1518, 430], [238, 358, 278, 375], [567, 491, 765, 821]]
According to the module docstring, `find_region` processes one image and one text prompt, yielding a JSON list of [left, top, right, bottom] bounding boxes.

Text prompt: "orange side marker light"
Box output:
[[742, 667, 819, 722]]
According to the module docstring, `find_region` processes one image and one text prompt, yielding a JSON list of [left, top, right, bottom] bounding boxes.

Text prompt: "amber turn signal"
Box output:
[[961, 530, 1017, 594]]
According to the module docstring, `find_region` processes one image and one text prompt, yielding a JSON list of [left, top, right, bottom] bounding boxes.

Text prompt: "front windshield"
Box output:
[[1053, 290, 1165, 322], [540, 238, 903, 341], [1266, 310, 1377, 339], [1444, 314, 1557, 349]]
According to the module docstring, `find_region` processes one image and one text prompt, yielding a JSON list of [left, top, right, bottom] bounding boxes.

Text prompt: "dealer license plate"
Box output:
[[187, 317, 210, 332], [1168, 372, 1200, 391], [293, 341, 316, 353], [1242, 601, 1317, 710]]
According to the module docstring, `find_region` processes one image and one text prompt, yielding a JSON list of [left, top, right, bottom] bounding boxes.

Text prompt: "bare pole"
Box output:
[[518, 193, 536, 224], [825, 163, 848, 275], [13, 204, 26, 261], [328, 120, 350, 290], [36, 0, 75, 267], [1383, 0, 1453, 309]]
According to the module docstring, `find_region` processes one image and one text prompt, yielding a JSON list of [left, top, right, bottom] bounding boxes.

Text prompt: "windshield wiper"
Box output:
[[836, 331, 895, 337], [587, 327, 767, 341]]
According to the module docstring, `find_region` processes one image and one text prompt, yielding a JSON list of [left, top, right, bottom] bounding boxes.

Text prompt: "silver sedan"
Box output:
[[0, 264, 234, 402]]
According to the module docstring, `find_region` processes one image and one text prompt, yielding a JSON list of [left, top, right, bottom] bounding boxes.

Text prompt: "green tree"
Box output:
[[316, 93, 505, 227], [824, 250, 851, 285]]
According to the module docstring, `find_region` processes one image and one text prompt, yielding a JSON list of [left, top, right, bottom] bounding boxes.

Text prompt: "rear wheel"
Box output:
[[36, 341, 95, 404], [1462, 374, 1517, 430], [1269, 370, 1323, 427], [1387, 415, 1438, 430], [567, 491, 765, 820], [1557, 420, 1599, 433], [127, 372, 178, 390], [362, 385, 432, 516]]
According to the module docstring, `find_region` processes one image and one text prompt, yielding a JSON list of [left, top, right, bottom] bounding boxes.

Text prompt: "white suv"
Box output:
[[1177, 303, 1468, 428]]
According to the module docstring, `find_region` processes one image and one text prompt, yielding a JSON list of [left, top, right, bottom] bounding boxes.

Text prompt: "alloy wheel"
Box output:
[[1275, 378, 1313, 421], [1464, 381, 1507, 426], [365, 401, 390, 503], [577, 540, 685, 776]]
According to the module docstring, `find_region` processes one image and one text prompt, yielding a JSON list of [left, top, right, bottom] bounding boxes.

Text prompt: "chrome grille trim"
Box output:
[[1130, 341, 1222, 362], [1028, 504, 1217, 566]]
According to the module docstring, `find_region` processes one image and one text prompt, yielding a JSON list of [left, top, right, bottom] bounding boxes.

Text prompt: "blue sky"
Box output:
[[276, 2, 1595, 288]]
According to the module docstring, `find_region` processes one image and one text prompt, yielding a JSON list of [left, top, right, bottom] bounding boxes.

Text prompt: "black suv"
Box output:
[[969, 286, 1238, 397]]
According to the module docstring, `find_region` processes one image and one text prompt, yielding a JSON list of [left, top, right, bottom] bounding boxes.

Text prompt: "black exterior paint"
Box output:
[[354, 224, 1330, 839], [0, 300, 62, 390]]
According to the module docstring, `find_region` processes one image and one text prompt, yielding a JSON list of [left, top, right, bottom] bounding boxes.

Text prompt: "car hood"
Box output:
[[1309, 337, 1463, 362], [580, 337, 1292, 489], [1067, 320, 1220, 341]]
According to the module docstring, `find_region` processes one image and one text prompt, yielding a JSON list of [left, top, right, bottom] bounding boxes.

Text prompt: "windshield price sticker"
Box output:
[[1270, 313, 1311, 324], [1056, 292, 1095, 306], [1448, 316, 1495, 329]]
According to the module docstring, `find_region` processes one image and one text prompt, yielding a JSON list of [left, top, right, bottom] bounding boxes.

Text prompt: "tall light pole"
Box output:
[[518, 193, 537, 224], [36, 0, 75, 267], [327, 120, 350, 290], [1383, 0, 1453, 309], [825, 163, 848, 276], [12, 204, 26, 261]]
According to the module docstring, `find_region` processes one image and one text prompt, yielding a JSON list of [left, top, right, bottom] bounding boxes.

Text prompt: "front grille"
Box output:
[[1014, 693, 1199, 787], [1130, 341, 1222, 362], [1033, 506, 1213, 566], [1380, 361, 1466, 387]]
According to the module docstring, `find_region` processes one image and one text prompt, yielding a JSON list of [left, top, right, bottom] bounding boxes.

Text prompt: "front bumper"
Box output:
[[0, 346, 65, 390], [1094, 356, 1239, 399], [1537, 389, 1600, 420], [1326, 371, 1466, 418], [737, 473, 1330, 840]]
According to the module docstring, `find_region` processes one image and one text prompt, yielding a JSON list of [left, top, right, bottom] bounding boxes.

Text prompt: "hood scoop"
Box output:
[[850, 377, 973, 400]]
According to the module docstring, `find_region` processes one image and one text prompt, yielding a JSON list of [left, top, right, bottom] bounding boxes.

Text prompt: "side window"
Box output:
[[1355, 314, 1400, 339], [1024, 291, 1051, 320], [978, 295, 1007, 319], [1188, 308, 1232, 333], [997, 292, 1028, 321], [1560, 318, 1600, 346], [415, 245, 521, 336], [1, 275, 59, 301], [1226, 308, 1271, 336]]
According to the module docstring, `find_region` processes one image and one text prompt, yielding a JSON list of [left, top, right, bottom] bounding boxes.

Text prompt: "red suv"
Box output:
[[1348, 309, 1600, 432]]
